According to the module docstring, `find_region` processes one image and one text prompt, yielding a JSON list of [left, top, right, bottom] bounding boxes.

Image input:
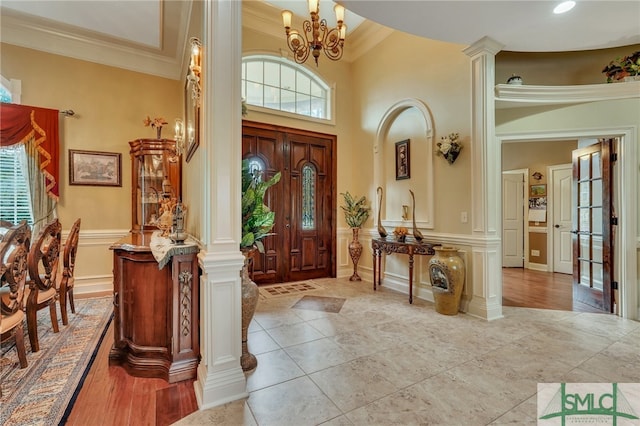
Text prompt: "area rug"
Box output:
[[0, 296, 113, 426], [291, 295, 346, 313], [258, 280, 323, 299]]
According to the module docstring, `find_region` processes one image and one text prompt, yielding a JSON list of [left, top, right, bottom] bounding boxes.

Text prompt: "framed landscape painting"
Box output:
[[69, 150, 122, 187]]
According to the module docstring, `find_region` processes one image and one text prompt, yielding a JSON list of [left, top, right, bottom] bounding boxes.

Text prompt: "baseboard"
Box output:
[[527, 262, 549, 272], [74, 275, 113, 297]]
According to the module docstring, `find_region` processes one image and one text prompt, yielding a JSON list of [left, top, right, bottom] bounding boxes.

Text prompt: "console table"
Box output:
[[109, 231, 200, 383], [372, 236, 438, 304]]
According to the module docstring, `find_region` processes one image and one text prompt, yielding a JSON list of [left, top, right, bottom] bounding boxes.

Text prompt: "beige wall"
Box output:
[[496, 44, 640, 85], [1, 42, 182, 292]]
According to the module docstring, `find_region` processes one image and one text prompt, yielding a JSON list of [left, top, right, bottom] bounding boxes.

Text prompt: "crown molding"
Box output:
[[0, 4, 191, 80], [495, 81, 640, 109]]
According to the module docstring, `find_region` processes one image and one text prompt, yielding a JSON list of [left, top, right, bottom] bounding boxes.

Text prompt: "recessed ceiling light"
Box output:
[[554, 1, 576, 14]]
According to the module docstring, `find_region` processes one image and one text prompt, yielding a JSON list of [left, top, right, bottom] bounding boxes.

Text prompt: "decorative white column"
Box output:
[[193, 0, 247, 409], [463, 37, 504, 320]]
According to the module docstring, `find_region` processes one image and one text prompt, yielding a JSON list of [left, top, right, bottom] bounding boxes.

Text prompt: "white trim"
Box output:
[[495, 82, 640, 109], [496, 126, 638, 319], [527, 262, 549, 272]]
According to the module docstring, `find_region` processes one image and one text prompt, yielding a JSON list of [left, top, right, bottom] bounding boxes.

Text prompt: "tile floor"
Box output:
[[175, 277, 640, 426]]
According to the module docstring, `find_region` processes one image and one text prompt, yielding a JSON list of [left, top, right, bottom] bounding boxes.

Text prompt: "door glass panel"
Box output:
[[579, 156, 590, 179], [592, 178, 602, 206], [591, 207, 602, 235], [579, 208, 590, 231], [579, 182, 590, 206], [592, 237, 603, 263], [579, 235, 590, 257], [592, 152, 601, 178], [301, 163, 316, 230], [579, 260, 591, 287], [592, 262, 603, 290]]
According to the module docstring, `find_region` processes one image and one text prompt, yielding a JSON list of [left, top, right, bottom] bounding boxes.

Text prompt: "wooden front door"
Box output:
[[242, 121, 336, 284], [572, 139, 615, 313]]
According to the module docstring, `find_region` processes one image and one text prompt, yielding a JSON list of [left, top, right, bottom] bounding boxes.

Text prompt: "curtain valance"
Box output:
[[0, 103, 59, 200]]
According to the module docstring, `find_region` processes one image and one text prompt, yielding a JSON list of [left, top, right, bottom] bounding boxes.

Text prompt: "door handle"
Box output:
[[285, 224, 290, 229], [554, 224, 560, 228], [570, 230, 579, 234]]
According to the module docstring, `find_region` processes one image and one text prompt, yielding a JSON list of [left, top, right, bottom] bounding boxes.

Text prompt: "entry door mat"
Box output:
[[258, 281, 323, 299], [292, 295, 346, 313]]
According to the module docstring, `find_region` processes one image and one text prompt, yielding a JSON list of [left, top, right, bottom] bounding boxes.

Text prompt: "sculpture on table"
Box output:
[[376, 186, 388, 238], [169, 200, 188, 244], [409, 190, 423, 241]]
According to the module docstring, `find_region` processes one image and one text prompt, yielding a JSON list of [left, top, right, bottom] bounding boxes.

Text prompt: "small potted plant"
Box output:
[[340, 192, 371, 281], [602, 51, 640, 82]]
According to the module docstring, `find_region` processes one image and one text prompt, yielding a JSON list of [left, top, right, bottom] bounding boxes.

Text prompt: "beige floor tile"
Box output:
[[173, 399, 257, 426], [265, 321, 325, 348], [247, 329, 280, 355], [245, 349, 305, 392], [284, 337, 358, 374], [247, 376, 342, 426]]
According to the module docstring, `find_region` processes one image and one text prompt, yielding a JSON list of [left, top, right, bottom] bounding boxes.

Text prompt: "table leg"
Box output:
[[408, 254, 414, 304], [372, 249, 377, 291]]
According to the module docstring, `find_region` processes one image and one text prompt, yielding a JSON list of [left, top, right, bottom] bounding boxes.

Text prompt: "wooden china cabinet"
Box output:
[[109, 138, 199, 383]]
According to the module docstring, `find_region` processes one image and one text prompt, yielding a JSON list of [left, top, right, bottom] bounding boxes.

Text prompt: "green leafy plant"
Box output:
[[241, 159, 281, 252], [602, 51, 640, 82], [340, 192, 371, 228]]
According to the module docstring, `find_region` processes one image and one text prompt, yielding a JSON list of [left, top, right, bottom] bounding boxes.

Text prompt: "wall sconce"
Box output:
[[174, 118, 185, 157], [188, 37, 202, 107]]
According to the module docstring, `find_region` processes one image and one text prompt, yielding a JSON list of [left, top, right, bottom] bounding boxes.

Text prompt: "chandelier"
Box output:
[[281, 0, 346, 66]]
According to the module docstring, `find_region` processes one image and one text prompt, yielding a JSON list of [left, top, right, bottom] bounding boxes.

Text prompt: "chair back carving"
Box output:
[[63, 218, 81, 281], [1, 221, 31, 315], [27, 218, 62, 292]]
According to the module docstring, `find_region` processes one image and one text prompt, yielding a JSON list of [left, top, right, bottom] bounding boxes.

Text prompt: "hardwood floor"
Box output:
[[65, 321, 198, 426], [502, 267, 605, 313], [66, 270, 603, 425]]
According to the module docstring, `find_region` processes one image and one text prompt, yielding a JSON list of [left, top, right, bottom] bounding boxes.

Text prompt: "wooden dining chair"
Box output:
[[25, 218, 61, 352], [57, 218, 81, 325], [0, 221, 32, 396]]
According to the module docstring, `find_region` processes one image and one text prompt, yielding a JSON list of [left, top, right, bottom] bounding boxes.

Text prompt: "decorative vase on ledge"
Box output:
[[240, 249, 259, 371]]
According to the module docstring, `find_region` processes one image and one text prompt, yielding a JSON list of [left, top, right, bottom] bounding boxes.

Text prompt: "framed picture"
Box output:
[[395, 139, 410, 180], [184, 73, 201, 163], [530, 184, 546, 196], [69, 150, 121, 187]]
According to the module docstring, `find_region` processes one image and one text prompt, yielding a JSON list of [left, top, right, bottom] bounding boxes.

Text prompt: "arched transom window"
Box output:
[[242, 55, 330, 120]]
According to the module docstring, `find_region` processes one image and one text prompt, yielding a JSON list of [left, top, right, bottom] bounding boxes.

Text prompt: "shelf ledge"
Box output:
[[495, 81, 640, 109]]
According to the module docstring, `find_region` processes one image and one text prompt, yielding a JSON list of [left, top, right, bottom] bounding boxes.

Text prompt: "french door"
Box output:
[[572, 139, 615, 313], [242, 121, 336, 284]]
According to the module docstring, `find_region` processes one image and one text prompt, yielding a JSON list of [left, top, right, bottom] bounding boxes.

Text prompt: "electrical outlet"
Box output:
[[460, 211, 468, 223], [531, 249, 540, 256]]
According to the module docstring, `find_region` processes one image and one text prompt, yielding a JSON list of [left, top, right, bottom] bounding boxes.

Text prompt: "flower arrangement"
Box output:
[[143, 116, 168, 139], [393, 226, 409, 242], [602, 51, 640, 83], [436, 132, 462, 165], [340, 192, 370, 228]]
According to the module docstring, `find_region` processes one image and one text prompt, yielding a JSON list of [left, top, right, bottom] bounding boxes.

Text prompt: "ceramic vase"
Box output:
[[428, 246, 465, 315], [348, 227, 363, 281], [240, 249, 259, 371]]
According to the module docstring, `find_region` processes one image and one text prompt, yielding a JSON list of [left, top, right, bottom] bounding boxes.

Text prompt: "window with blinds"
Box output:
[[0, 144, 34, 225]]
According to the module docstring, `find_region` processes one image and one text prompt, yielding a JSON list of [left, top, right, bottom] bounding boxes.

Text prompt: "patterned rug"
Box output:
[[258, 280, 323, 299], [0, 297, 113, 425]]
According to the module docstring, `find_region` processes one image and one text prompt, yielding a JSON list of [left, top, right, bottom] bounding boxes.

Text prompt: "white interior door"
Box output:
[[551, 165, 573, 274], [502, 172, 524, 267]]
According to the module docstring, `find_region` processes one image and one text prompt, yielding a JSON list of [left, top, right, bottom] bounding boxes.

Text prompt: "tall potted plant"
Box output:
[[239, 159, 281, 371], [340, 192, 371, 281]]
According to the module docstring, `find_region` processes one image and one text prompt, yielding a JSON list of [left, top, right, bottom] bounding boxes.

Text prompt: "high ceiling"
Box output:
[[1, 1, 638, 80]]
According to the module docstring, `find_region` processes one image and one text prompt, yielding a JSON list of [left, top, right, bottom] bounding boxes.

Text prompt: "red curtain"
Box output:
[[0, 103, 59, 200]]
